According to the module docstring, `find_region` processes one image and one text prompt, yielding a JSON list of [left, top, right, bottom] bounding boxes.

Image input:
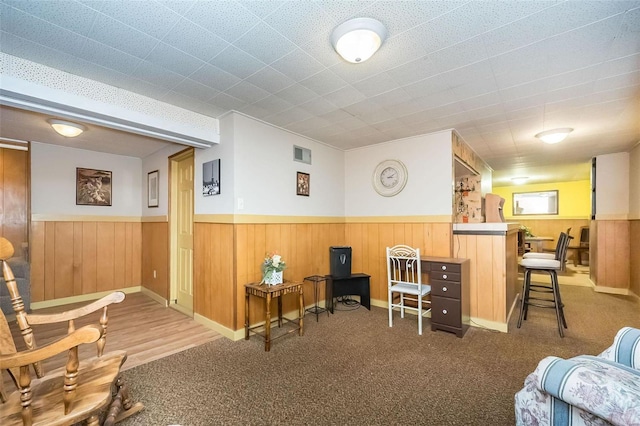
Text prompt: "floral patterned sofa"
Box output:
[[515, 327, 640, 425]]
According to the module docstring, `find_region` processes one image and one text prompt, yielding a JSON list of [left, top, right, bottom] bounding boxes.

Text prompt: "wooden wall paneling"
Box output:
[[614, 221, 630, 290], [505, 231, 519, 321], [73, 223, 83, 296], [113, 222, 126, 290], [210, 223, 221, 320], [53, 222, 74, 299], [81, 222, 98, 295], [432, 223, 452, 257], [44, 222, 56, 301], [193, 223, 208, 316], [235, 224, 248, 290], [491, 235, 506, 322], [96, 222, 115, 292], [475, 235, 495, 320], [30, 221, 45, 302], [630, 221, 640, 297], [1, 149, 29, 255], [590, 221, 598, 283], [124, 223, 133, 286], [365, 224, 381, 301], [132, 222, 142, 286]]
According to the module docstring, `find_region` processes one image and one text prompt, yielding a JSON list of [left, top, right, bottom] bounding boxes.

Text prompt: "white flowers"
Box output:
[[271, 254, 282, 268], [261, 252, 286, 284]]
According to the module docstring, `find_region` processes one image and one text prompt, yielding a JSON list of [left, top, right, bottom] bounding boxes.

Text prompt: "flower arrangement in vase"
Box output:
[[261, 252, 286, 285]]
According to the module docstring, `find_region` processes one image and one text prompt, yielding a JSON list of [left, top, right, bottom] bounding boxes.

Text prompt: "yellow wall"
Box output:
[[492, 180, 591, 219]]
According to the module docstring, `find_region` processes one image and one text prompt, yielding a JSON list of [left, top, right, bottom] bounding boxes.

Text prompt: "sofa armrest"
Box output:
[[599, 327, 640, 369], [534, 355, 640, 426]]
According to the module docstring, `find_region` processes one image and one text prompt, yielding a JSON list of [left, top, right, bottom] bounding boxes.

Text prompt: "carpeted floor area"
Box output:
[[120, 283, 640, 426]]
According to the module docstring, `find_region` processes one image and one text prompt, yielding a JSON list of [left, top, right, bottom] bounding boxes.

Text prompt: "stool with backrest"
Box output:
[[522, 232, 569, 271], [387, 245, 431, 335], [517, 233, 573, 337]]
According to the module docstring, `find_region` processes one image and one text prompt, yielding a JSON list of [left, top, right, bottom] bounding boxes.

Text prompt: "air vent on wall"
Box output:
[[293, 145, 311, 164]]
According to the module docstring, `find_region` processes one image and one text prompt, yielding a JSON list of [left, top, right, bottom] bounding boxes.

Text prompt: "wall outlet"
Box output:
[[153, 270, 157, 279], [238, 198, 244, 210]]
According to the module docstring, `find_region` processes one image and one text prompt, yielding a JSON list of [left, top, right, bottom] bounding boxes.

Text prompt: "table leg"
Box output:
[[314, 281, 320, 322], [244, 291, 250, 340], [265, 293, 272, 352], [298, 287, 304, 336], [277, 296, 283, 328]]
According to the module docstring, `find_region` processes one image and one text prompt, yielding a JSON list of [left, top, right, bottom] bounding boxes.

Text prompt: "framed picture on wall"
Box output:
[[296, 171, 310, 196], [203, 159, 220, 196], [76, 168, 112, 206], [148, 170, 159, 208]]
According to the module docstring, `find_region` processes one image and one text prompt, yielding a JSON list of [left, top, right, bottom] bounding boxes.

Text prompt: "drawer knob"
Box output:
[[443, 286, 448, 292], [443, 274, 447, 279], [442, 309, 448, 315], [441, 265, 447, 270]]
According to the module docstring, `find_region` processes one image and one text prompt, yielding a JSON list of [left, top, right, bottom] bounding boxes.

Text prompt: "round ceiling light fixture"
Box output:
[[511, 177, 529, 185], [48, 119, 86, 137], [535, 128, 573, 144], [331, 18, 387, 63]]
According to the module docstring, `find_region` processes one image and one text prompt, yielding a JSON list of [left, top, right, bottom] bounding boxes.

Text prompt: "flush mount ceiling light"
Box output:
[[48, 119, 86, 137], [511, 177, 529, 185], [535, 128, 573, 144], [331, 18, 387, 63]]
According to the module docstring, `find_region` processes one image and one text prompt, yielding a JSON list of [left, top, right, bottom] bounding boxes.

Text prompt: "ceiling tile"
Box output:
[[234, 22, 297, 64], [263, 2, 334, 46], [274, 84, 319, 105], [251, 95, 294, 115], [298, 98, 337, 116], [351, 72, 401, 97], [144, 42, 206, 77], [238, 0, 286, 19], [161, 18, 230, 62], [6, 0, 98, 37], [223, 81, 270, 104], [209, 45, 267, 79], [87, 0, 182, 40], [189, 64, 241, 92], [299, 69, 348, 96], [129, 60, 185, 90], [209, 93, 246, 111], [88, 12, 159, 59], [78, 39, 142, 75], [269, 49, 326, 82], [182, 0, 260, 43], [245, 66, 296, 93], [173, 79, 220, 102]]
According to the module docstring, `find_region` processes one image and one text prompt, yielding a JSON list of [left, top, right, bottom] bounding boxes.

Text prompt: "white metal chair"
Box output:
[[387, 245, 431, 335]]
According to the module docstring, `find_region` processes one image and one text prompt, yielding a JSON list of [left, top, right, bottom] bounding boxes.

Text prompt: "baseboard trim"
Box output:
[[31, 286, 142, 310], [469, 317, 508, 333], [140, 287, 168, 307], [593, 286, 630, 295]]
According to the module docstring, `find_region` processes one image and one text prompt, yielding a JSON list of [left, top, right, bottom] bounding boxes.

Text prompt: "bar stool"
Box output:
[[518, 233, 572, 337]]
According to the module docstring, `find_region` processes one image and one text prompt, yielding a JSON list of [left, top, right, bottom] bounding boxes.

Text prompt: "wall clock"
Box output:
[[372, 159, 408, 197]]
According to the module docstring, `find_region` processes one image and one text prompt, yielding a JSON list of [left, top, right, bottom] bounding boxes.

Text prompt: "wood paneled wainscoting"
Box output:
[[514, 218, 590, 251], [592, 220, 630, 293], [192, 217, 452, 339], [141, 219, 169, 300], [631, 220, 640, 298], [344, 221, 452, 307], [30, 218, 142, 306]]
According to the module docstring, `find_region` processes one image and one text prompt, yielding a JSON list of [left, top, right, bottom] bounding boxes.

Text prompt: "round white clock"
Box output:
[[372, 159, 408, 196]]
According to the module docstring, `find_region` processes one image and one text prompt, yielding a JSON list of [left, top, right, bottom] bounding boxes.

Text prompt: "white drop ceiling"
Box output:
[[1, 0, 639, 185]]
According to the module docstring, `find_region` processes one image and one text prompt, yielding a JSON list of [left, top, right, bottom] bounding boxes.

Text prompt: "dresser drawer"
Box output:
[[431, 296, 461, 328], [429, 271, 461, 283], [430, 263, 461, 273], [431, 280, 461, 299]]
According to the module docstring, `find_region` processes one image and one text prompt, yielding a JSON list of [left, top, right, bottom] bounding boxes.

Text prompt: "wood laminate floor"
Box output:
[[4, 291, 222, 384]]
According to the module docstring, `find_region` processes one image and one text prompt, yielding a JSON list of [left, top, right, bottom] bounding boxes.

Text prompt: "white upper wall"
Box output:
[[194, 113, 236, 215], [345, 130, 453, 217], [629, 142, 640, 220], [141, 144, 185, 217], [595, 152, 630, 219], [212, 113, 344, 216], [31, 142, 142, 216]]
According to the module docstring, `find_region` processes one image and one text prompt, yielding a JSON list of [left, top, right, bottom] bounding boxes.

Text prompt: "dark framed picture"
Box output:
[[296, 171, 310, 196], [148, 170, 159, 208], [203, 159, 220, 196], [76, 168, 112, 206]]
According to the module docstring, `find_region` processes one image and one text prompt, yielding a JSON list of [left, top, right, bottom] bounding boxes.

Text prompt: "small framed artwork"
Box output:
[[296, 171, 310, 196], [203, 159, 220, 196], [76, 168, 112, 206], [148, 170, 159, 208]]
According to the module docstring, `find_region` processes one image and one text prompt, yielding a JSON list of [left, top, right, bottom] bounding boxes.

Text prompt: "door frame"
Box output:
[[168, 147, 194, 316]]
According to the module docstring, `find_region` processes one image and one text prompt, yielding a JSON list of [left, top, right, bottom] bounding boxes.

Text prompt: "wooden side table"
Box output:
[[244, 281, 304, 351]]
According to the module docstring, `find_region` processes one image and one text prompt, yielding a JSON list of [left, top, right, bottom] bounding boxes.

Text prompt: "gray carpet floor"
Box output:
[[120, 284, 640, 426]]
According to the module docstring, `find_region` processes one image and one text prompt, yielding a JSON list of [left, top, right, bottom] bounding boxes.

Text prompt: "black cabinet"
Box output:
[[326, 273, 371, 313]]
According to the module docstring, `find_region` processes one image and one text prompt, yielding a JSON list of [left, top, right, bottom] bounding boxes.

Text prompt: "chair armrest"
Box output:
[[26, 292, 125, 325], [599, 327, 640, 369], [534, 355, 640, 426], [0, 325, 101, 369]]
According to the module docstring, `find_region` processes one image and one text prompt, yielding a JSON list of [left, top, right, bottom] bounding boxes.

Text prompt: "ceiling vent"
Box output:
[[293, 145, 311, 164]]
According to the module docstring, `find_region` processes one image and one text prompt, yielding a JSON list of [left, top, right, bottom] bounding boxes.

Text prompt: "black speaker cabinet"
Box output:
[[330, 246, 352, 278]]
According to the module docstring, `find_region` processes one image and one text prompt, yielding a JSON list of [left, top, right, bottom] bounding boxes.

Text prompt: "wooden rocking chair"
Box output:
[[0, 237, 143, 425]]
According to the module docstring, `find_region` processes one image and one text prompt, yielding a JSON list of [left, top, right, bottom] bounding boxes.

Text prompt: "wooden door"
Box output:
[[170, 150, 194, 315], [0, 146, 29, 259]]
